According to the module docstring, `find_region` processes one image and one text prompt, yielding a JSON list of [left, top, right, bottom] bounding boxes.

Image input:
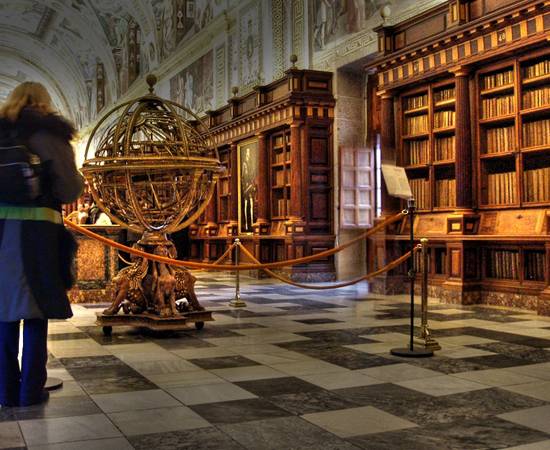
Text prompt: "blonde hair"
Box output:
[[0, 82, 56, 122]]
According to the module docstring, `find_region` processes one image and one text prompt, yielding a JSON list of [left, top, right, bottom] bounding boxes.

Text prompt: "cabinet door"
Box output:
[[340, 147, 374, 229]]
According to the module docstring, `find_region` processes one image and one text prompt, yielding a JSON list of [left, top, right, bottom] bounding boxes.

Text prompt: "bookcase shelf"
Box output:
[[270, 129, 291, 219], [479, 114, 516, 125], [399, 81, 456, 211]]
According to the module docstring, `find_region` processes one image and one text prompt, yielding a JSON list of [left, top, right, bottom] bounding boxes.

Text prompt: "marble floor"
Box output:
[[3, 274, 550, 449]]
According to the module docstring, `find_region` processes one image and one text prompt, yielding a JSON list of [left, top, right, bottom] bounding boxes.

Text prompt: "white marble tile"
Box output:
[[298, 371, 383, 390], [396, 375, 489, 397], [92, 389, 182, 413], [451, 369, 541, 387], [302, 406, 417, 437], [499, 405, 550, 434], [28, 437, 134, 450], [502, 381, 550, 402], [210, 365, 287, 382], [19, 414, 121, 446], [108, 406, 210, 436], [358, 363, 443, 382], [168, 382, 257, 405], [0, 421, 24, 449], [145, 370, 226, 388]]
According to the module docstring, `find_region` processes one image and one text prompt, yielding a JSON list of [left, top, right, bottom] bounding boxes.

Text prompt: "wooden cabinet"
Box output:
[[189, 69, 336, 281], [367, 0, 550, 314]]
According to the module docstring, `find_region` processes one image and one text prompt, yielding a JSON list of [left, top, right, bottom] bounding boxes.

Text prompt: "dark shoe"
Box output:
[[19, 390, 49, 407]]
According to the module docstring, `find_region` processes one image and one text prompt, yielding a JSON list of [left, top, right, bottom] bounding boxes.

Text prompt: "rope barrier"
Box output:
[[237, 242, 419, 290], [63, 211, 406, 271]]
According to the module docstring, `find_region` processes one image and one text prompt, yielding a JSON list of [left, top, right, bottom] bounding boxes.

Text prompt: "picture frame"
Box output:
[[237, 138, 259, 234]]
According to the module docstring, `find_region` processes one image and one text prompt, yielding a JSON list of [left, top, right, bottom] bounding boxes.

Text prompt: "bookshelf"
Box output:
[[400, 81, 456, 210], [477, 52, 550, 209], [367, 1, 550, 314], [217, 147, 231, 222], [270, 129, 291, 219]]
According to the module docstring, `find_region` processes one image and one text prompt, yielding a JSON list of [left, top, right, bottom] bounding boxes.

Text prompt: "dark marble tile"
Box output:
[[215, 309, 272, 318], [349, 417, 550, 450], [79, 326, 149, 346], [188, 356, 260, 370], [461, 354, 533, 369], [190, 398, 291, 425], [389, 355, 491, 374], [79, 375, 157, 395], [471, 342, 550, 363], [46, 332, 89, 341], [11, 395, 101, 421], [129, 427, 245, 450], [513, 336, 550, 349], [221, 416, 361, 450], [59, 355, 126, 369], [281, 299, 347, 309], [267, 390, 358, 415], [294, 318, 344, 325], [79, 303, 111, 309], [464, 328, 550, 347], [66, 365, 140, 381], [314, 347, 401, 370], [0, 408, 17, 422], [235, 377, 322, 398], [296, 330, 374, 345]]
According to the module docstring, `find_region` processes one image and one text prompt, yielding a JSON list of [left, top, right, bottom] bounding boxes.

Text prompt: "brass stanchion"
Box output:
[[417, 238, 441, 351], [390, 198, 433, 358], [229, 238, 246, 307]]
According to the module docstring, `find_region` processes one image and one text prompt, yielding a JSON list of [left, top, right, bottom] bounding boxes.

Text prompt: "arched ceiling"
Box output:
[[0, 0, 161, 128]]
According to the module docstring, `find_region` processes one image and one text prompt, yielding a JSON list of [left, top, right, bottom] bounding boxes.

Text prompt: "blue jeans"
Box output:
[[0, 319, 48, 406]]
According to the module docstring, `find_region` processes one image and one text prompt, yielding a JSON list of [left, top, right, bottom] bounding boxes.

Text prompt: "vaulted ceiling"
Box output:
[[0, 0, 160, 128]]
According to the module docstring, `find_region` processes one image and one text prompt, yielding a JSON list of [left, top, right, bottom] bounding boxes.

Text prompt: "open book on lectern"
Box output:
[[381, 164, 413, 200]]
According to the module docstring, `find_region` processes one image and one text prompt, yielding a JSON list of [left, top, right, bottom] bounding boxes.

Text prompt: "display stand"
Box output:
[[45, 377, 63, 391], [390, 198, 433, 358]]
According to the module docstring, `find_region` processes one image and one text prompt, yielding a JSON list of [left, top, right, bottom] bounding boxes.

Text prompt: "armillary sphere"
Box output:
[[81, 74, 224, 334]]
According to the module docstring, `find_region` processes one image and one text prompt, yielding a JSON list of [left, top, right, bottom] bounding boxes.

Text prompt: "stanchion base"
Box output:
[[45, 377, 63, 391], [390, 347, 434, 358], [229, 299, 247, 308]]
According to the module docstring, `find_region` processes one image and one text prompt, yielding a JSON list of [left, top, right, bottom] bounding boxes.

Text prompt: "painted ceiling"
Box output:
[[0, 0, 224, 128]]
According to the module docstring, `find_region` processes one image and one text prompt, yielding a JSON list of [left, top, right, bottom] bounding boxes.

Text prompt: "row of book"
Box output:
[[523, 167, 550, 202], [434, 87, 455, 104], [219, 179, 230, 195], [273, 169, 287, 186], [486, 171, 517, 205], [522, 86, 550, 109], [435, 135, 456, 160], [486, 250, 519, 279], [485, 125, 515, 153], [524, 251, 546, 281], [482, 70, 514, 90], [524, 59, 550, 80], [404, 94, 428, 111], [481, 95, 515, 118], [274, 198, 290, 217], [273, 150, 290, 164], [406, 140, 429, 165], [409, 178, 430, 209], [404, 115, 429, 135], [434, 110, 455, 129], [435, 179, 456, 208], [523, 118, 550, 147]]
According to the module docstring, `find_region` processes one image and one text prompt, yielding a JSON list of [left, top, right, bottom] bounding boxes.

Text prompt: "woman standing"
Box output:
[[0, 82, 84, 407]]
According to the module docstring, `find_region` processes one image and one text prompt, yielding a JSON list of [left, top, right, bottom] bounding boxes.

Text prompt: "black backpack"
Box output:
[[0, 133, 42, 204]]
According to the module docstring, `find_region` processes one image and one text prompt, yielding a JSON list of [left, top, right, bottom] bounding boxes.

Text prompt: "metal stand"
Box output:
[[391, 198, 433, 358], [229, 238, 246, 307], [417, 238, 441, 351], [45, 377, 63, 391]]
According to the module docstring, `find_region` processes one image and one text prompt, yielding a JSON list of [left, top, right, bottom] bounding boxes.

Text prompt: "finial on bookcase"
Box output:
[[231, 86, 239, 97], [290, 54, 298, 69]]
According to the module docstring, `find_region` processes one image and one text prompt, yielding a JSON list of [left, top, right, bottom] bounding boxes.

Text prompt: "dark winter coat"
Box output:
[[0, 108, 84, 321]]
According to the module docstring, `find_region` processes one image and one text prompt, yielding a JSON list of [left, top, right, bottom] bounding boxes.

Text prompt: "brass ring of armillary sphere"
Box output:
[[81, 74, 225, 235]]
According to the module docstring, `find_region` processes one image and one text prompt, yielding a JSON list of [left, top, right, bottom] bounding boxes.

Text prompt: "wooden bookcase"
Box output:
[[367, 0, 550, 314], [188, 68, 336, 281]]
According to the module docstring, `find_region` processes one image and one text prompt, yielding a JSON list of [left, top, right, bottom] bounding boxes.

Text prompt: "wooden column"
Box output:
[[229, 142, 239, 235], [453, 68, 472, 209], [255, 132, 269, 230], [379, 90, 399, 214], [289, 121, 303, 221]]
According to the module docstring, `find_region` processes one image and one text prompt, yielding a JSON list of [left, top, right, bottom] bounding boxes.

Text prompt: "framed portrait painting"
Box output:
[[237, 138, 259, 234]]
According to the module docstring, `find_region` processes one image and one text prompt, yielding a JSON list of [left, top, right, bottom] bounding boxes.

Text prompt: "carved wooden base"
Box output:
[[96, 310, 213, 334]]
